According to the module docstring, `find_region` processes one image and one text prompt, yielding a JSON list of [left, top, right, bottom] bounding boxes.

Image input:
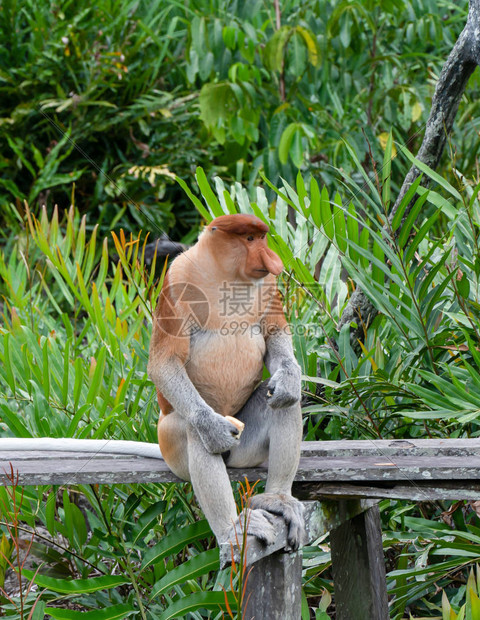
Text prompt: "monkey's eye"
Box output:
[[261, 234, 266, 239], [247, 235, 254, 241]]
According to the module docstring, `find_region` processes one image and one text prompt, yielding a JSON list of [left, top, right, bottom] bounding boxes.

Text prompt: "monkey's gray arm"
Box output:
[[264, 330, 302, 408], [147, 356, 241, 454]]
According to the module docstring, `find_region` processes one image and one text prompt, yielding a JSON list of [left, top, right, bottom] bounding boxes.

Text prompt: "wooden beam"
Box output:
[[300, 438, 480, 457], [226, 500, 378, 620], [219, 500, 376, 568], [294, 480, 480, 501], [330, 503, 388, 620], [2, 448, 480, 488]]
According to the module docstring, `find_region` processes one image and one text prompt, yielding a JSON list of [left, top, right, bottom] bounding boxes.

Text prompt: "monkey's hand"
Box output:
[[266, 361, 301, 409], [249, 492, 305, 551], [226, 508, 277, 547], [193, 408, 243, 454]]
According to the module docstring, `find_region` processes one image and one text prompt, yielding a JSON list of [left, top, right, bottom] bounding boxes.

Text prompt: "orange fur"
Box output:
[[151, 215, 287, 417], [209, 214, 269, 235]]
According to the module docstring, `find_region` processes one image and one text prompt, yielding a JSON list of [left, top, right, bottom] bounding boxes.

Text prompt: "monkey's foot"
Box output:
[[249, 493, 305, 551], [225, 508, 277, 549]]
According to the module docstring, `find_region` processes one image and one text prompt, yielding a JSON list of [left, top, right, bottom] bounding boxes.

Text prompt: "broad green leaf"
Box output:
[[296, 174, 309, 216], [397, 191, 429, 249], [141, 519, 212, 571], [86, 347, 107, 403], [390, 175, 423, 232], [195, 166, 224, 217], [158, 590, 235, 620], [346, 203, 359, 262], [309, 177, 321, 228], [0, 404, 32, 437], [381, 130, 393, 208], [279, 123, 300, 165], [333, 192, 346, 253], [45, 490, 56, 537], [320, 186, 334, 240], [176, 176, 212, 222], [46, 604, 136, 619], [264, 26, 292, 71], [296, 26, 319, 66], [290, 127, 304, 168], [133, 500, 166, 545], [151, 548, 219, 598], [404, 210, 442, 265], [23, 570, 130, 594], [3, 333, 16, 394]]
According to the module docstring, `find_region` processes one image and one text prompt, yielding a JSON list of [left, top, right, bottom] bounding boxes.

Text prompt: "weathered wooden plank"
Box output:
[[0, 455, 178, 485], [293, 455, 480, 482], [219, 500, 376, 568], [330, 503, 388, 620], [301, 438, 480, 457], [294, 481, 480, 501], [2, 451, 480, 487]]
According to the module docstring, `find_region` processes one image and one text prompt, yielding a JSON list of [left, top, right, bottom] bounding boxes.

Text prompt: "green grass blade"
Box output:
[[158, 590, 235, 620], [398, 144, 462, 200], [195, 166, 224, 217], [45, 604, 136, 619], [176, 176, 212, 222], [141, 520, 212, 571], [151, 548, 219, 599], [23, 570, 130, 594]]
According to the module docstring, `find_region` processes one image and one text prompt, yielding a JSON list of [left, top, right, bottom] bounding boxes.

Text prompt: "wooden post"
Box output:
[[330, 502, 388, 620], [220, 501, 377, 618], [242, 550, 302, 620]]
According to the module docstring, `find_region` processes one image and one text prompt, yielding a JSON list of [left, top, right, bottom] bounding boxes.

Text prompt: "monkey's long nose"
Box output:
[[261, 247, 284, 275]]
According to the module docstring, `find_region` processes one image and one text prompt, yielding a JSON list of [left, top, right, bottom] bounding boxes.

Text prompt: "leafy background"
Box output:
[[1, 0, 480, 618]]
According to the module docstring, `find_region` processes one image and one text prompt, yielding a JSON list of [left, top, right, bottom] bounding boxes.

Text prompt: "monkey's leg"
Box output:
[[187, 427, 277, 545], [159, 411, 276, 545], [157, 412, 190, 480], [227, 381, 305, 550]]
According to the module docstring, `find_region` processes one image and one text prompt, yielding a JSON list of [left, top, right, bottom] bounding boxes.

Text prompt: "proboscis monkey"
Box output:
[[147, 214, 304, 549]]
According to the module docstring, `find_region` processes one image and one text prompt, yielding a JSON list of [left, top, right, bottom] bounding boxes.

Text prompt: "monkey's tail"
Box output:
[[0, 438, 163, 459]]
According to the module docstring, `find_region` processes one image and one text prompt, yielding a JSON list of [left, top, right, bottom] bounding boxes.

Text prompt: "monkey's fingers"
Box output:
[[225, 416, 245, 439]]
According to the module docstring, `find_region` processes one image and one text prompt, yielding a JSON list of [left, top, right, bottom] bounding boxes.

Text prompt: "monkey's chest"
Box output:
[[187, 328, 265, 417]]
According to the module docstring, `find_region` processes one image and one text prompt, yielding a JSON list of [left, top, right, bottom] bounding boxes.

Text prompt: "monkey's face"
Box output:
[[206, 214, 284, 281], [241, 233, 284, 280]]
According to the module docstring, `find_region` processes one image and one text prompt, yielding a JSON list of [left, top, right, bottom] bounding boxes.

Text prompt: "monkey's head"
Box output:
[[205, 214, 284, 280]]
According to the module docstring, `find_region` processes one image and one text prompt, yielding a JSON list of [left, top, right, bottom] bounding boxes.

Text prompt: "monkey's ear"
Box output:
[[208, 214, 269, 236]]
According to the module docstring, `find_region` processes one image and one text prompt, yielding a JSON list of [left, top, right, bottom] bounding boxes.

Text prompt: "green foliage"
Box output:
[[180, 159, 480, 615], [0, 0, 200, 235], [1, 0, 480, 615], [0, 207, 233, 618], [441, 565, 480, 620], [1, 0, 478, 240]]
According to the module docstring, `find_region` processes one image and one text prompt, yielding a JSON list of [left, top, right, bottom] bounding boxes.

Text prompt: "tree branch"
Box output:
[[337, 0, 480, 348]]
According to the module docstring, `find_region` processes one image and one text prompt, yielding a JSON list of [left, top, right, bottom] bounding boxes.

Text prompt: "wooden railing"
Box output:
[[1, 438, 479, 619]]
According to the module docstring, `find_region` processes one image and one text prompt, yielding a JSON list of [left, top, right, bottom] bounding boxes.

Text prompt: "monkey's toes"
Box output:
[[230, 508, 277, 547], [249, 493, 305, 551]]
